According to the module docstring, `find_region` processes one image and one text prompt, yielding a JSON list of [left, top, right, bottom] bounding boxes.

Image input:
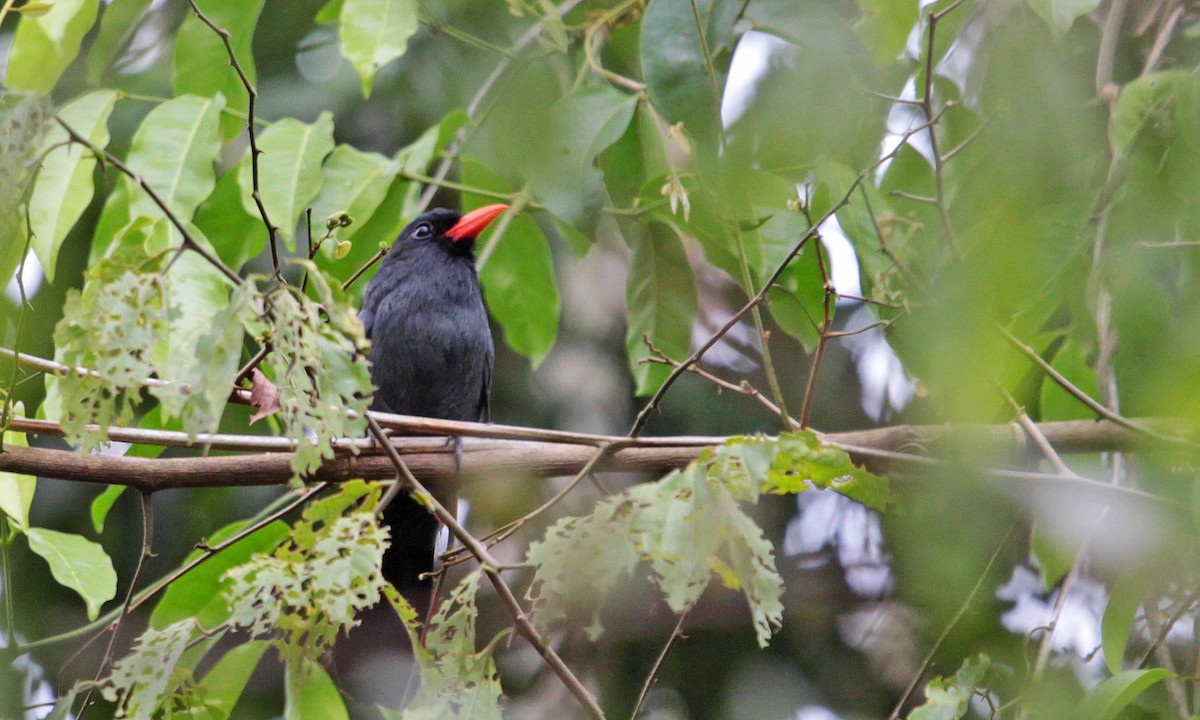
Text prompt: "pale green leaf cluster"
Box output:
[[527, 431, 885, 647], [262, 267, 372, 476], [101, 618, 199, 720], [385, 573, 504, 720], [53, 259, 172, 451], [223, 511, 387, 661], [94, 487, 384, 719], [909, 654, 992, 720], [52, 248, 247, 448]]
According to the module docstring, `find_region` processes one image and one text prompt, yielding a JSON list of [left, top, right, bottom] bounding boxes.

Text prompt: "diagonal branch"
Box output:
[[53, 117, 243, 287], [364, 414, 606, 720]]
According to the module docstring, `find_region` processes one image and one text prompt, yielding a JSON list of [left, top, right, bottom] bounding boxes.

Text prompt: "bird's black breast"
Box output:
[[361, 247, 493, 422]]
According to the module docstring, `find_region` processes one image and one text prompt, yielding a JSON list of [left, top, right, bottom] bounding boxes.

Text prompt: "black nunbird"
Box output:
[[360, 204, 508, 599]]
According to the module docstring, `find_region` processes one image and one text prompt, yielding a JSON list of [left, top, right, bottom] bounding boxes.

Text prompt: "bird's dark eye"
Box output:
[[412, 222, 433, 240]]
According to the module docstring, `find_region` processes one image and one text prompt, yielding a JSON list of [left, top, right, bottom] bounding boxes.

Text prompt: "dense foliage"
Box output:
[[2, 0, 1200, 718]]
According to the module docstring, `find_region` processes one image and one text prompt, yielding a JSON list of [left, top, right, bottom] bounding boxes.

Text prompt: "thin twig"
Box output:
[[1028, 508, 1108, 686], [1141, 0, 1183, 77], [583, 0, 646, 92], [1140, 598, 1191, 719], [998, 387, 1073, 476], [78, 492, 155, 719], [186, 0, 280, 277], [998, 326, 1198, 448], [629, 611, 688, 720], [642, 353, 797, 426], [798, 215, 835, 429], [825, 320, 894, 339], [442, 443, 615, 566], [627, 114, 943, 436], [918, 0, 965, 258], [885, 522, 1017, 720], [1097, 0, 1130, 97], [233, 342, 272, 387]]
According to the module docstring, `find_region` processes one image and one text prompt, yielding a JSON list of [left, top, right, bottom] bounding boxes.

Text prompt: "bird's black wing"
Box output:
[[359, 307, 375, 340], [477, 344, 493, 422]]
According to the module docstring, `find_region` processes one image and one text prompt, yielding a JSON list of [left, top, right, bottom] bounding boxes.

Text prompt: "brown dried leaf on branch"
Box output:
[[248, 368, 281, 424]]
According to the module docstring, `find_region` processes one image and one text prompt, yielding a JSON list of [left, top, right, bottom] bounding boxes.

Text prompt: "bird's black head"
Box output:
[[394, 204, 509, 259]]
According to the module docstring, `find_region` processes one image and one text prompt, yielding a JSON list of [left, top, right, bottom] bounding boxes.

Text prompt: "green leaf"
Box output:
[[26, 527, 117, 620], [260, 273, 371, 476], [239, 113, 335, 249], [338, 0, 419, 98], [308, 144, 397, 248], [1101, 575, 1146, 676], [462, 160, 561, 365], [765, 432, 890, 511], [194, 160, 265, 271], [910, 655, 992, 720], [386, 575, 505, 720], [125, 94, 226, 231], [86, 0, 153, 83], [28, 90, 118, 283], [1068, 668, 1175, 720], [173, 0, 267, 141], [1110, 71, 1190, 157], [90, 484, 125, 534], [526, 84, 638, 229], [89, 179, 133, 261], [1030, 525, 1077, 590], [0, 415, 35, 531], [1039, 337, 1100, 421], [640, 0, 735, 147], [1026, 0, 1103, 38], [153, 254, 246, 437], [855, 0, 918, 66], [0, 92, 52, 286], [151, 519, 290, 630], [196, 641, 269, 719], [100, 618, 198, 718], [4, 0, 100, 92], [285, 657, 350, 720], [315, 0, 343, 24], [624, 223, 697, 395]]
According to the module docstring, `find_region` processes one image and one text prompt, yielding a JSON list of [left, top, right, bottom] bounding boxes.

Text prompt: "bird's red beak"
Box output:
[[444, 203, 509, 241]]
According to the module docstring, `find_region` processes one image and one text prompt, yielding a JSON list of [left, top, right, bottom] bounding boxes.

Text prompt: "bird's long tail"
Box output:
[[380, 492, 445, 616]]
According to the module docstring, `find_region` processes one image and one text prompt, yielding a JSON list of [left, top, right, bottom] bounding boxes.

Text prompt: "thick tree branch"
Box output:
[[0, 417, 1188, 494]]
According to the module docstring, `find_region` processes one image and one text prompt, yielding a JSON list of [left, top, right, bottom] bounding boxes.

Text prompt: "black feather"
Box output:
[[360, 208, 494, 604]]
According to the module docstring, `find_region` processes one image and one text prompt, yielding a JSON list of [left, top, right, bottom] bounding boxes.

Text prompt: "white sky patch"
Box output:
[[998, 565, 1108, 683], [784, 491, 892, 598], [5, 249, 45, 304], [796, 706, 843, 720], [721, 31, 787, 129]]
